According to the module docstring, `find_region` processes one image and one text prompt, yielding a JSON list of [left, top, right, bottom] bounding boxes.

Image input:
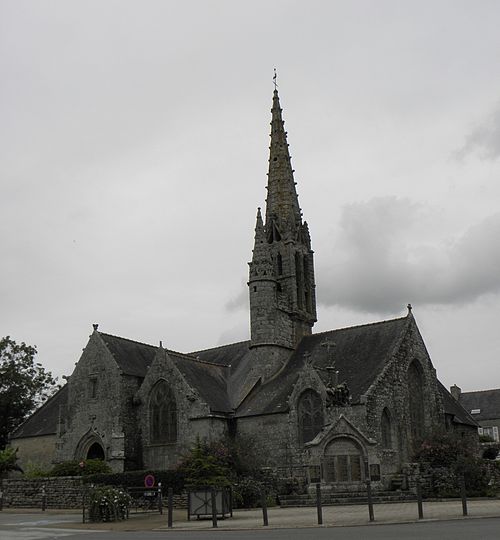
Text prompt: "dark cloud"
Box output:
[[318, 198, 500, 313], [456, 106, 500, 161]]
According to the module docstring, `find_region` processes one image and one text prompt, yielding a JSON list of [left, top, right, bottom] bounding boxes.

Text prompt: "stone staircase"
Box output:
[[279, 490, 416, 507]]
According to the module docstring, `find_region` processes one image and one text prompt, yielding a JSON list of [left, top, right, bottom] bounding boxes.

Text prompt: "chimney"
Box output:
[[450, 384, 461, 401]]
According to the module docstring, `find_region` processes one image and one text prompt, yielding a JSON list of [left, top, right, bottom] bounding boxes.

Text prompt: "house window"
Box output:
[[478, 426, 499, 442], [381, 408, 392, 448], [149, 380, 177, 444], [297, 389, 324, 444]]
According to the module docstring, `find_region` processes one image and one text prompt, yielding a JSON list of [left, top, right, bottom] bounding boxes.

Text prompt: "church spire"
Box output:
[[265, 88, 302, 235], [248, 86, 317, 353]]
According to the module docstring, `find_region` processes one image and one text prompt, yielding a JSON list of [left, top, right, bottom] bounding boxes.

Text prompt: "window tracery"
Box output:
[[298, 389, 324, 444], [149, 380, 177, 444]]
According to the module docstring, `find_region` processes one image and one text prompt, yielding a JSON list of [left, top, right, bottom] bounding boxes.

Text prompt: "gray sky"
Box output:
[[2, 0, 500, 392]]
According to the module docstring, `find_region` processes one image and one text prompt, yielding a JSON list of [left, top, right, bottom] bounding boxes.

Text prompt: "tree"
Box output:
[[0, 447, 22, 476], [0, 336, 57, 449]]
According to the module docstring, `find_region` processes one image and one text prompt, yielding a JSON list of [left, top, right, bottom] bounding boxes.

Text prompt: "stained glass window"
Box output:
[[298, 389, 324, 444], [149, 380, 177, 444]]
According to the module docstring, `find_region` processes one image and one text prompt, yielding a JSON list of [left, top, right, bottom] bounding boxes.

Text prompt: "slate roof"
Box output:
[[100, 332, 233, 413], [99, 333, 157, 377], [438, 382, 477, 427], [237, 316, 409, 417], [10, 385, 68, 439], [459, 388, 500, 422], [167, 351, 232, 414]]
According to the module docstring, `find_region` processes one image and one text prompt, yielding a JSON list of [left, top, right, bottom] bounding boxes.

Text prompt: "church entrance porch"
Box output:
[[320, 437, 365, 489]]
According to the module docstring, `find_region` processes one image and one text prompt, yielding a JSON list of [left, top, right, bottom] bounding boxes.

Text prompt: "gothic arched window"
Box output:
[[381, 408, 392, 448], [149, 380, 177, 444], [298, 389, 324, 445], [408, 361, 425, 443], [277, 252, 283, 275]]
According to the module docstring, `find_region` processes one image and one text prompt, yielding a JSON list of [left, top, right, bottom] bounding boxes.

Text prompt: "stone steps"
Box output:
[[280, 490, 416, 507]]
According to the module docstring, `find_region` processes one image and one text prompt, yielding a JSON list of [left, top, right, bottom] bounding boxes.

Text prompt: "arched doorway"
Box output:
[[322, 437, 364, 483], [86, 441, 105, 461]]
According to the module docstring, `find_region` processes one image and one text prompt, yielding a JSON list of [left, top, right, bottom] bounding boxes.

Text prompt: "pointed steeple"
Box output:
[[248, 85, 317, 354], [265, 89, 302, 236]]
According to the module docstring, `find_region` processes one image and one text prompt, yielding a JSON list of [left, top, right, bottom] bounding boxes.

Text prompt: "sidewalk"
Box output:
[[19, 498, 500, 532]]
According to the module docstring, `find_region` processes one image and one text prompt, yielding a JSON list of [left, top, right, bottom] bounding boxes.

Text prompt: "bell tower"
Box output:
[[249, 88, 317, 351]]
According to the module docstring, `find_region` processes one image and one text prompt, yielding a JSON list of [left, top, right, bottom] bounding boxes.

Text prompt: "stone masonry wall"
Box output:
[[1, 477, 189, 510], [136, 350, 228, 470], [56, 333, 127, 472], [1, 477, 84, 509]]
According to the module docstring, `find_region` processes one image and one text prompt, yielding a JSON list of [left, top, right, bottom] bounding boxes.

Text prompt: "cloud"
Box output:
[[318, 197, 500, 313], [225, 282, 249, 312], [455, 106, 500, 161]]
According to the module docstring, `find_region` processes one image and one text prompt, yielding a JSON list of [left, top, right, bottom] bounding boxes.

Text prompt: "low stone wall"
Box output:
[[1, 476, 188, 510], [1, 476, 84, 509]]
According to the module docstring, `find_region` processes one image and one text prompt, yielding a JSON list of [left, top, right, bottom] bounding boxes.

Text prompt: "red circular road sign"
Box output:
[[144, 474, 155, 488]]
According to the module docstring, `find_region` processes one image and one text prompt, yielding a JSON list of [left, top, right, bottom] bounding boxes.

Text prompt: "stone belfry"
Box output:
[[249, 88, 317, 352]]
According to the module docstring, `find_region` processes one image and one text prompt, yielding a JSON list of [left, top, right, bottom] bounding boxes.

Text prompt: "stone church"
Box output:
[[11, 88, 476, 489]]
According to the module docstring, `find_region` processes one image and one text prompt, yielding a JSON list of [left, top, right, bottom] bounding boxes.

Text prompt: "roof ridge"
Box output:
[[461, 388, 500, 395], [310, 315, 408, 337], [167, 350, 228, 368], [98, 332, 157, 349], [191, 339, 250, 355]]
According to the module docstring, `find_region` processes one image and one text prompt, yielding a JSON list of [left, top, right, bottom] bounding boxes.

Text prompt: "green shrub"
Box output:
[[0, 447, 21, 475], [87, 486, 131, 522], [23, 461, 51, 479], [177, 439, 231, 488], [51, 459, 111, 477], [414, 431, 493, 497]]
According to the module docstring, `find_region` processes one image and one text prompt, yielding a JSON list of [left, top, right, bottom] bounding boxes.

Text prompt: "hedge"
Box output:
[[82, 469, 186, 494]]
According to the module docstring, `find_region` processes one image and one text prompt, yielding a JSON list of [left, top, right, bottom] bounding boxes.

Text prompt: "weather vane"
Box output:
[[273, 68, 278, 90]]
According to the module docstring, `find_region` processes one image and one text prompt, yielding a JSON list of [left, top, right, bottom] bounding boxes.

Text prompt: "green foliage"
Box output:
[[82, 469, 186, 494], [50, 459, 112, 477], [232, 476, 264, 509], [479, 434, 495, 443], [87, 486, 131, 522], [482, 446, 500, 460], [0, 336, 58, 449], [177, 438, 231, 488], [414, 431, 493, 497], [176, 437, 277, 508], [23, 461, 51, 479], [0, 447, 21, 475]]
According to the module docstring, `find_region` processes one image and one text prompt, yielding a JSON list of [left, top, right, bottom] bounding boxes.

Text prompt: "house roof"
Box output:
[[459, 388, 500, 422], [438, 382, 477, 427], [236, 316, 410, 417], [10, 385, 68, 439]]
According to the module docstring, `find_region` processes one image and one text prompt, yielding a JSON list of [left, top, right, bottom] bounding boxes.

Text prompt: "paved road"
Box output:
[[2, 518, 500, 540]]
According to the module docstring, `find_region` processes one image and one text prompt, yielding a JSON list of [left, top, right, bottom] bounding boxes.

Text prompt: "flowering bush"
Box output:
[[88, 486, 131, 522], [414, 432, 493, 497]]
